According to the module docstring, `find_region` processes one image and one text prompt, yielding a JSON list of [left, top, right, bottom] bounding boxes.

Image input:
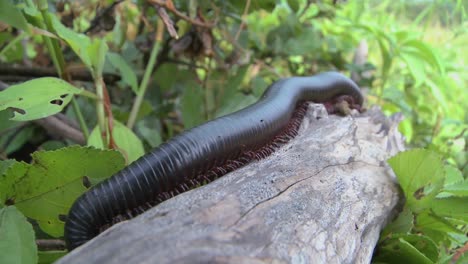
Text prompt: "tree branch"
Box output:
[[148, 0, 217, 28], [0, 65, 121, 84]]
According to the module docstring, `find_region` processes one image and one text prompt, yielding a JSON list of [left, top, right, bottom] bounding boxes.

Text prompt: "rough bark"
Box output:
[[58, 105, 405, 264]]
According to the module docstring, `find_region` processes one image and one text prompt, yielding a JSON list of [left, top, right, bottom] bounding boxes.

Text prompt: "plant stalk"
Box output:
[[38, 6, 89, 140], [127, 18, 164, 129], [95, 77, 107, 144]]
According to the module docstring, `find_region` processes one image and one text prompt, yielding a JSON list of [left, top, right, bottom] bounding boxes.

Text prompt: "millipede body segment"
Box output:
[[64, 72, 364, 250]]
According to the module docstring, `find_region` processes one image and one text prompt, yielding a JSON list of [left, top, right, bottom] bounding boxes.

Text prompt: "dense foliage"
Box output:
[[0, 0, 466, 263]]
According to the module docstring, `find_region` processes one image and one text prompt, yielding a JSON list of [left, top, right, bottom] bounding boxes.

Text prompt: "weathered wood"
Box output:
[[58, 105, 404, 264]]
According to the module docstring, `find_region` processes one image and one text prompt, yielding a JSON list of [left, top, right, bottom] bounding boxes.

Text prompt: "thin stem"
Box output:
[[127, 18, 164, 129], [79, 89, 99, 100], [233, 0, 251, 42], [71, 98, 89, 140], [38, 7, 90, 140], [95, 77, 107, 144], [0, 31, 27, 58]]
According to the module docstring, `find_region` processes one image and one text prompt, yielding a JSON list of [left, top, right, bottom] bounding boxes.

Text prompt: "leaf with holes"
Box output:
[[0, 206, 37, 264], [0, 146, 125, 237], [0, 77, 82, 121]]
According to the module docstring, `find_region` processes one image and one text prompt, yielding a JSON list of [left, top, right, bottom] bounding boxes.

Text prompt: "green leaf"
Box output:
[[381, 206, 414, 237], [0, 109, 22, 131], [49, 15, 92, 69], [431, 197, 468, 221], [136, 116, 162, 148], [425, 79, 448, 112], [0, 160, 15, 177], [388, 149, 445, 212], [414, 211, 466, 245], [88, 120, 144, 164], [443, 165, 464, 186], [215, 93, 257, 118], [0, 31, 25, 62], [107, 52, 138, 93], [400, 52, 426, 87], [0, 77, 82, 121], [210, 66, 260, 119], [4, 125, 35, 154], [0, 206, 37, 264], [0, 1, 30, 32], [374, 236, 435, 264], [180, 81, 205, 129], [154, 64, 196, 93], [373, 30, 394, 76], [439, 175, 468, 197], [0, 146, 125, 236], [287, 0, 301, 12], [217, 66, 249, 106], [401, 40, 444, 74]]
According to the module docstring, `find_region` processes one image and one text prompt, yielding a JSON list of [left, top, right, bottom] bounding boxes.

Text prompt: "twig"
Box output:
[[35, 116, 86, 144], [156, 5, 178, 39], [0, 65, 121, 83], [127, 17, 164, 129], [36, 239, 66, 251], [148, 0, 217, 28], [84, 0, 124, 34], [233, 0, 251, 42]]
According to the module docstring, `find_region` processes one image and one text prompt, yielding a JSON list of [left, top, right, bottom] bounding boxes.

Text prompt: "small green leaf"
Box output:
[[375, 31, 393, 76], [400, 53, 426, 87], [0, 146, 125, 236], [88, 120, 144, 164], [425, 79, 448, 112], [0, 206, 37, 264], [388, 149, 445, 212], [443, 165, 464, 185], [439, 174, 468, 197], [0, 1, 30, 32], [401, 40, 444, 74], [107, 52, 138, 93], [0, 77, 82, 121], [431, 197, 468, 221]]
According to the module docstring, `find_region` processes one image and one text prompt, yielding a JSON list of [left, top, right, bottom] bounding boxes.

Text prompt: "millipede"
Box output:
[[64, 71, 364, 250]]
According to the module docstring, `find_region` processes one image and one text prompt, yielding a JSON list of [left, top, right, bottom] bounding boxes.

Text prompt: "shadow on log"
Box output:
[[58, 105, 405, 264]]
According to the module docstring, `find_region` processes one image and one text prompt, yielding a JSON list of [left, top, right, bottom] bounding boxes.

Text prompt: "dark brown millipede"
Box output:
[[64, 71, 364, 250]]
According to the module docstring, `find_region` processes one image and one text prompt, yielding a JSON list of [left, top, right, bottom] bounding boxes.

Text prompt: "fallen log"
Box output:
[[58, 105, 404, 264]]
